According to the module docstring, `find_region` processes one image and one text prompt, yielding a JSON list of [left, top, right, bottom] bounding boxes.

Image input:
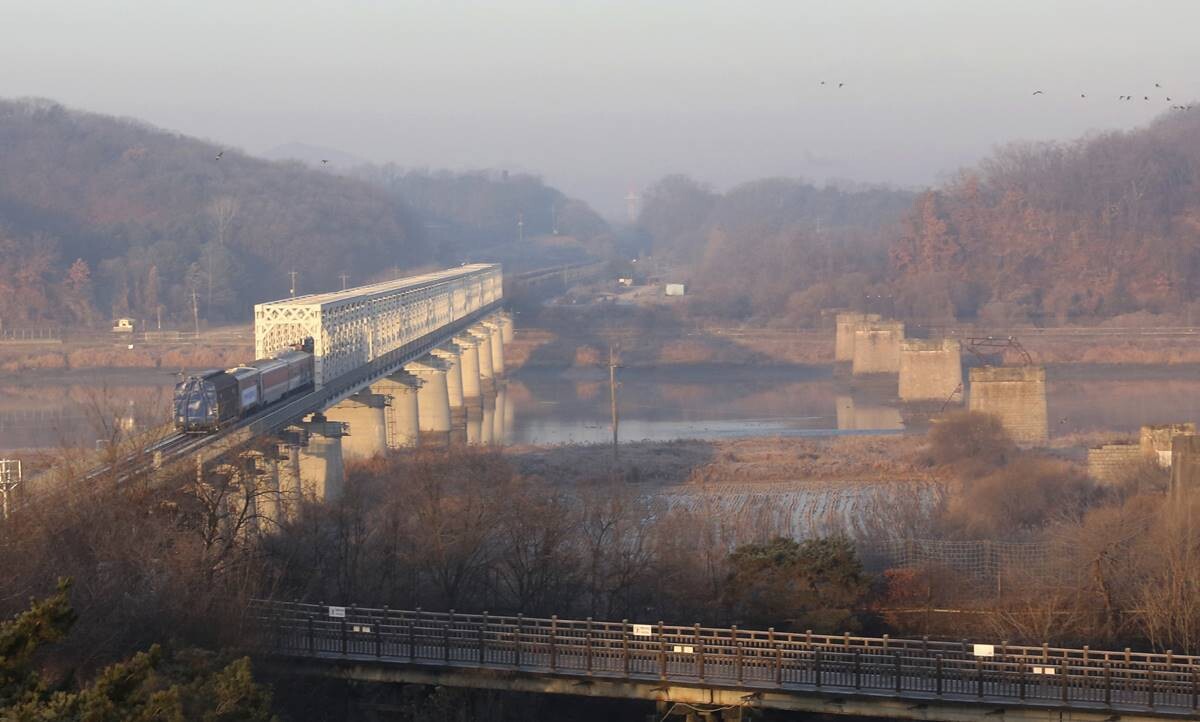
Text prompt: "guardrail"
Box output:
[[250, 600, 1200, 716]]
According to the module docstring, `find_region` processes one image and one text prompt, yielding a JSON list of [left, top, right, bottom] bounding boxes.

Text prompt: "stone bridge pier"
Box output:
[[454, 335, 483, 406], [370, 371, 421, 449], [323, 391, 389, 461], [405, 358, 452, 445], [470, 326, 496, 393]]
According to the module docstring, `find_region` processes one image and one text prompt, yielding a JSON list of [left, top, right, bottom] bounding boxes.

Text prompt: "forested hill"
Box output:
[[890, 109, 1200, 323], [637, 108, 1200, 326], [0, 98, 430, 325], [636, 176, 916, 323], [353, 164, 614, 270]]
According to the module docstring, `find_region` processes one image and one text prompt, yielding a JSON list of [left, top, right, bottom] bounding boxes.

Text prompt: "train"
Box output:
[[173, 338, 315, 433]]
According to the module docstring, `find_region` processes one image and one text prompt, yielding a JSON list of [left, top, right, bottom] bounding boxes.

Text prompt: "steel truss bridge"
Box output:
[[251, 600, 1200, 722], [21, 265, 505, 499]]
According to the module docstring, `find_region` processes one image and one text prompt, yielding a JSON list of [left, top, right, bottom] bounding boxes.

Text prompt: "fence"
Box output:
[[250, 599, 1200, 716], [862, 538, 1060, 590]]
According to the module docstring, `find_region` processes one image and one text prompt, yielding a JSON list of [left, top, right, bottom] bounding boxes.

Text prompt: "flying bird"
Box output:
[[215, 151, 224, 160], [820, 81, 826, 85], [1155, 83, 1162, 88], [1080, 94, 1086, 98], [1032, 90, 1044, 95], [838, 82, 845, 88], [1144, 96, 1150, 101], [321, 159, 329, 165]]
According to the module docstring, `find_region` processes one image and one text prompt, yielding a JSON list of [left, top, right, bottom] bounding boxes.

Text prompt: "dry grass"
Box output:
[[509, 435, 942, 488], [0, 344, 251, 372]]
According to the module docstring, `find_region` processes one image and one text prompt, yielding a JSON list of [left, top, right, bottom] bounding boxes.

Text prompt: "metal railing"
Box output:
[[250, 600, 1200, 716]]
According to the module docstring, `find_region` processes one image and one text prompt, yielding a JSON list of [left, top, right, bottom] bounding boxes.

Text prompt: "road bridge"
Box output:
[[251, 600, 1200, 722]]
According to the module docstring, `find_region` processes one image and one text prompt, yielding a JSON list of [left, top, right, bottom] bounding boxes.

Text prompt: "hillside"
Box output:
[[353, 164, 614, 271], [636, 176, 916, 323], [889, 109, 1200, 323], [0, 98, 428, 326]]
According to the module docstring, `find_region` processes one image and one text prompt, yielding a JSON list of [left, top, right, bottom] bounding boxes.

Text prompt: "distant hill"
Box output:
[[636, 175, 916, 323], [261, 141, 368, 169], [353, 165, 613, 271], [0, 98, 430, 326], [889, 108, 1200, 323]]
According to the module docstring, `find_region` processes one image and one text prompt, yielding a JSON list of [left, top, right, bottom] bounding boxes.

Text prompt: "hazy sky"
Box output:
[[3, 1, 1199, 217]]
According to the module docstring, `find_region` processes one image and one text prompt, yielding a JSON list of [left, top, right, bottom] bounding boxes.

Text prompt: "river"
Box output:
[[3, 364, 1200, 454]]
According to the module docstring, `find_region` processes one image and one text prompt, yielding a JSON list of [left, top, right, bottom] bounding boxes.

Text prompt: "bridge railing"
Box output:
[[250, 600, 1200, 715]]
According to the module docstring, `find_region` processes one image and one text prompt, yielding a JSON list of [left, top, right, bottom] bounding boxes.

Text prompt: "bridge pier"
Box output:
[[431, 345, 465, 412], [498, 312, 514, 344], [479, 394, 495, 445], [405, 359, 452, 445], [484, 319, 505, 376], [492, 382, 508, 444], [454, 335, 483, 405], [324, 392, 389, 462], [470, 326, 495, 393], [290, 418, 346, 502], [371, 372, 421, 449]]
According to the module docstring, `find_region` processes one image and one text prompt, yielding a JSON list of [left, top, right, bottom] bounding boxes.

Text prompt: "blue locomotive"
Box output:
[[173, 338, 315, 433]]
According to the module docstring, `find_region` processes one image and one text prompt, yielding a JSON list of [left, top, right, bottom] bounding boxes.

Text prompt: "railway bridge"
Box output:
[[63, 264, 513, 515], [251, 599, 1200, 722]]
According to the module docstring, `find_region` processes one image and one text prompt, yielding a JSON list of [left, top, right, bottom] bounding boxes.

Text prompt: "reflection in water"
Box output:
[[0, 377, 173, 452], [835, 396, 904, 431], [6, 366, 1200, 453]]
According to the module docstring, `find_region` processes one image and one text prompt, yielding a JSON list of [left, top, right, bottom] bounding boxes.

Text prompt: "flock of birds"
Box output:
[[1030, 82, 1192, 110], [817, 79, 1192, 111]]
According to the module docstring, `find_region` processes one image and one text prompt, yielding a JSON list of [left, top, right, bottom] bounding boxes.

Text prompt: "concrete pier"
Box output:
[[471, 327, 495, 389], [499, 313, 514, 344], [1087, 443, 1143, 485], [370, 372, 421, 449], [493, 383, 509, 444], [851, 321, 905, 375], [485, 320, 505, 376], [898, 339, 962, 402], [1140, 423, 1196, 467], [324, 392, 389, 461], [405, 358, 452, 443], [1169, 434, 1200, 498], [293, 418, 346, 502], [968, 366, 1048, 446], [835, 312, 880, 363], [454, 335, 483, 403], [465, 406, 481, 445], [431, 345, 465, 410]]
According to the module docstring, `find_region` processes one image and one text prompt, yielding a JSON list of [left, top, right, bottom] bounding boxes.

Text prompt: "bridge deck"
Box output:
[[251, 601, 1200, 721]]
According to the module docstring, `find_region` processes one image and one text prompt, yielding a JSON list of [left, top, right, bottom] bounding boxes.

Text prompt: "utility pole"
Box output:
[[551, 204, 559, 235], [191, 288, 200, 339], [339, 272, 349, 291], [156, 305, 162, 331], [609, 345, 620, 463], [517, 212, 524, 243], [289, 270, 298, 297], [0, 459, 21, 521]]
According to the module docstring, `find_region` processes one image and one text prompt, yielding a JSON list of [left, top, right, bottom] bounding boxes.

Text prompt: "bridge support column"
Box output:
[[371, 372, 421, 449], [484, 319, 505, 376], [290, 418, 346, 502], [454, 335, 483, 404], [431, 345, 465, 411], [405, 359, 452, 445], [499, 312, 514, 344], [323, 392, 389, 462], [470, 326, 495, 392]]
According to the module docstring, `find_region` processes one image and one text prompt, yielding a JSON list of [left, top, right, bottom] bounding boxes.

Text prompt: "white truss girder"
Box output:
[[254, 264, 502, 388]]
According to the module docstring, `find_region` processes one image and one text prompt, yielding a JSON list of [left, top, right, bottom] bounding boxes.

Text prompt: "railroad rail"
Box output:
[[251, 600, 1200, 720]]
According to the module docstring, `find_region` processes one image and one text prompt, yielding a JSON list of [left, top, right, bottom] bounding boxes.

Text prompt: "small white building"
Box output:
[[112, 318, 135, 333], [664, 283, 686, 297]]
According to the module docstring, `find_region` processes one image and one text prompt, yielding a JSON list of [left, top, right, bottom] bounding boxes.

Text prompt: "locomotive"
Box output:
[[173, 338, 315, 433]]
